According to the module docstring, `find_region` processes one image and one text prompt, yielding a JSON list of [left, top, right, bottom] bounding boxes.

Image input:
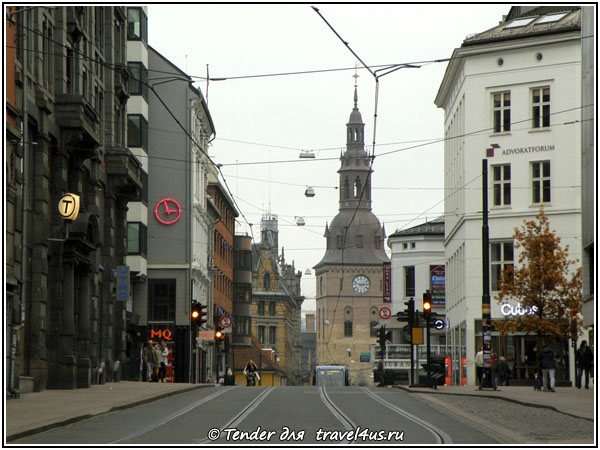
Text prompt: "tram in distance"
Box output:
[[312, 365, 350, 386]]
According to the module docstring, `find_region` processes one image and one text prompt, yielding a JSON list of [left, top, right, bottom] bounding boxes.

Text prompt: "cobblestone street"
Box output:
[[425, 394, 595, 444]]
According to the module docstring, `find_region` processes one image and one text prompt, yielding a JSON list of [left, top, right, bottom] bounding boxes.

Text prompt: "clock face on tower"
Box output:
[[352, 275, 370, 294]]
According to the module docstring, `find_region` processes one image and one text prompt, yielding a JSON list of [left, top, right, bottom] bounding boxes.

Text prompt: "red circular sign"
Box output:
[[154, 198, 182, 225], [220, 316, 232, 329], [379, 307, 391, 320]]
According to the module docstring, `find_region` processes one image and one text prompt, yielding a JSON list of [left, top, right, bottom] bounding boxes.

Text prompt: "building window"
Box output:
[[258, 325, 265, 344], [370, 321, 379, 338], [127, 222, 147, 256], [532, 87, 550, 128], [405, 266, 415, 297], [269, 326, 277, 345], [491, 242, 514, 291], [319, 277, 324, 295], [493, 92, 511, 133], [127, 7, 147, 42], [236, 316, 251, 336], [344, 320, 353, 337], [95, 6, 104, 43], [336, 235, 343, 249], [258, 300, 265, 316], [128, 62, 148, 100], [532, 161, 551, 204], [403, 243, 408, 250], [375, 235, 381, 249], [356, 234, 363, 248], [127, 114, 148, 150], [354, 176, 362, 198], [263, 273, 271, 290], [343, 177, 350, 200], [148, 279, 176, 322], [492, 164, 511, 206], [269, 302, 275, 316]]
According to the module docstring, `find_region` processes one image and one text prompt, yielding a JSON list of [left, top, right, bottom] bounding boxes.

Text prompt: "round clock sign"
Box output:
[[154, 198, 182, 225]]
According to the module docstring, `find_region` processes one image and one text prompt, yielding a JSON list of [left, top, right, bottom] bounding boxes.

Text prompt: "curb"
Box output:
[[6, 384, 213, 442], [392, 385, 593, 422]]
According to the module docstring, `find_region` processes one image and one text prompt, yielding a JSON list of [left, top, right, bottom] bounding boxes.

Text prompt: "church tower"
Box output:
[[313, 83, 390, 385]]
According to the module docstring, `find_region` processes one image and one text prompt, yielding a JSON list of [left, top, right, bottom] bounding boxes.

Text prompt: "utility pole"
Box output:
[[481, 159, 493, 389]]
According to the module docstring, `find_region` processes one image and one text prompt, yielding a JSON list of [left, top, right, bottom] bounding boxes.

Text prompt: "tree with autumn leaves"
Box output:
[[491, 209, 583, 356]]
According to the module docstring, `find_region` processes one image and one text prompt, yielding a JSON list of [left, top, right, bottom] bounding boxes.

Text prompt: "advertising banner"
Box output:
[[383, 262, 391, 303], [429, 265, 445, 305]]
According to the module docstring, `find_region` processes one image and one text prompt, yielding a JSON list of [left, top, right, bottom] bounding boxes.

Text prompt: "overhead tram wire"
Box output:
[[312, 5, 407, 350], [12, 19, 256, 241]]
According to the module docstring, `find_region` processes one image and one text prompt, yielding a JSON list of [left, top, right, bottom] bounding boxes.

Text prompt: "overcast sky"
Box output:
[[147, 4, 510, 311]]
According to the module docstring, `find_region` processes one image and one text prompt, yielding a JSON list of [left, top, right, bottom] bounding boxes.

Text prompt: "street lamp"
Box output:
[[259, 347, 274, 386]]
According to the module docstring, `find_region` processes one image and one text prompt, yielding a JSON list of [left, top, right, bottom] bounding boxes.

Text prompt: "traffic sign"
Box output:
[[219, 316, 232, 329], [379, 307, 391, 320], [433, 319, 445, 330]]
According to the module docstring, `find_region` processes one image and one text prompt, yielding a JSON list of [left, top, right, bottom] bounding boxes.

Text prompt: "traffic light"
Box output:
[[423, 292, 432, 320], [377, 327, 392, 357], [215, 327, 224, 341], [404, 298, 415, 326], [191, 301, 208, 328]]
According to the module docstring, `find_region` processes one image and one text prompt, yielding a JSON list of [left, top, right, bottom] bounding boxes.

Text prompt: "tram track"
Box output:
[[194, 386, 276, 444], [360, 387, 453, 444], [319, 386, 358, 444], [110, 386, 235, 444]]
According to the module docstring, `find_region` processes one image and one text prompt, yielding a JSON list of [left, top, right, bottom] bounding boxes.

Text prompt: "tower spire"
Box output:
[[353, 62, 359, 108]]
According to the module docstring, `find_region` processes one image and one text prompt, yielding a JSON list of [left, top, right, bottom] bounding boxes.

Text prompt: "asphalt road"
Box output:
[[13, 386, 499, 445]]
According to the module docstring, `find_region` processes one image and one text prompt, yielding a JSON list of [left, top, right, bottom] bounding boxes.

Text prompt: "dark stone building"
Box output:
[[6, 6, 141, 393]]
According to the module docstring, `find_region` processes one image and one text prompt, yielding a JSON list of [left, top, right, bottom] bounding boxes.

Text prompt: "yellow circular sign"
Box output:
[[58, 193, 80, 221]]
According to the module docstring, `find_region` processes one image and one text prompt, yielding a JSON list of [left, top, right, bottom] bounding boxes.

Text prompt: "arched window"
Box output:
[[344, 306, 353, 337], [263, 273, 271, 290], [354, 176, 362, 198], [343, 177, 350, 200]]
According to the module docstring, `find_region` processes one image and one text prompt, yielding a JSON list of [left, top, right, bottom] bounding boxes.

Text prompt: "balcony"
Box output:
[[105, 147, 142, 200], [55, 94, 101, 159]]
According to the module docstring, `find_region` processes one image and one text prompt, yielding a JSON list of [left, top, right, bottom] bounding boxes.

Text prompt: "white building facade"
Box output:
[[388, 219, 446, 346], [435, 7, 582, 386]]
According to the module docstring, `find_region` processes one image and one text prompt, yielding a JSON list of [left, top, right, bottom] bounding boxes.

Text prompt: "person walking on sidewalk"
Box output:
[[540, 340, 556, 392], [576, 340, 593, 389], [475, 348, 484, 387], [151, 343, 161, 382], [494, 356, 510, 387], [142, 340, 153, 382], [158, 340, 169, 383]]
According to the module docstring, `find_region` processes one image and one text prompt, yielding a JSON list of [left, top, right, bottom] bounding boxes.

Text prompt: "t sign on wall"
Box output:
[[154, 198, 182, 225]]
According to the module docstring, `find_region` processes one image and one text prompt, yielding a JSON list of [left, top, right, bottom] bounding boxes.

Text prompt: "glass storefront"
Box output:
[[474, 320, 571, 384]]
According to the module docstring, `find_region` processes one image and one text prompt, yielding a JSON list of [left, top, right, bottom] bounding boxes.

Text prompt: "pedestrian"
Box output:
[[475, 348, 484, 386], [142, 340, 153, 382], [494, 356, 510, 387], [539, 340, 556, 392], [576, 340, 593, 389], [158, 340, 169, 383], [151, 343, 161, 382]]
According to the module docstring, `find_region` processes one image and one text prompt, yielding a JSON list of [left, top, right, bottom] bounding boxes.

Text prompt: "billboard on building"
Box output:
[[383, 262, 391, 303], [430, 265, 445, 305]]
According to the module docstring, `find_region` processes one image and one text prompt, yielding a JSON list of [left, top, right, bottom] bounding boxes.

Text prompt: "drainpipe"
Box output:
[[10, 13, 30, 399]]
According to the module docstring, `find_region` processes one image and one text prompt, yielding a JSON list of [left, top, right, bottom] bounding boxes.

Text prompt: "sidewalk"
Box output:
[[394, 384, 595, 420], [5, 381, 213, 442]]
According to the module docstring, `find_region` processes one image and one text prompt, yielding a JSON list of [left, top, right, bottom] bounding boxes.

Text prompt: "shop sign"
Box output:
[[116, 266, 130, 301], [150, 325, 174, 341], [501, 302, 538, 317]]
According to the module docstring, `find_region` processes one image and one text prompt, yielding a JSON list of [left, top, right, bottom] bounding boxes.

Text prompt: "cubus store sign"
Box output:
[[149, 324, 174, 342]]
